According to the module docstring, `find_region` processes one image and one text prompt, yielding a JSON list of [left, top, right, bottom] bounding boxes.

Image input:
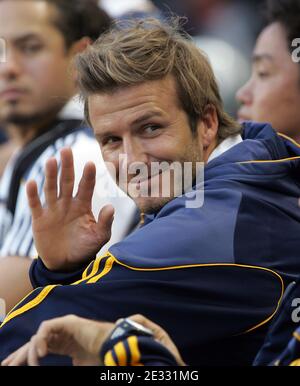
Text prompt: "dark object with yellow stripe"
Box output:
[[101, 334, 178, 366], [0, 122, 300, 366], [254, 279, 300, 366]]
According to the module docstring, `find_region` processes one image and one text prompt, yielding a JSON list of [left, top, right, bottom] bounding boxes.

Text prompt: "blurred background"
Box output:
[[100, 0, 265, 116]]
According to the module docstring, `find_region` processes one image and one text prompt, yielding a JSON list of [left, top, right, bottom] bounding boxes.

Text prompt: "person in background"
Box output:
[[236, 0, 300, 142], [0, 0, 136, 314], [0, 35, 17, 177], [0, 131, 16, 178]]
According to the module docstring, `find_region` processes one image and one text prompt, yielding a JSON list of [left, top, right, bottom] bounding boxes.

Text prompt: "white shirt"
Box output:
[[207, 134, 243, 163]]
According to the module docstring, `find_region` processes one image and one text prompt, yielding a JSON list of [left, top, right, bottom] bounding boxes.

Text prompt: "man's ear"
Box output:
[[68, 37, 92, 82], [68, 37, 92, 56], [197, 104, 219, 149]]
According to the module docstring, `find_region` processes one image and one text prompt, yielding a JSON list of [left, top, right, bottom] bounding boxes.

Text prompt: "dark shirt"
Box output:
[[0, 128, 8, 144]]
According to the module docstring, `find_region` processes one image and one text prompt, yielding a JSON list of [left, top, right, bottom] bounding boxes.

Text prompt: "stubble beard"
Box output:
[[132, 141, 203, 215], [0, 100, 67, 139]]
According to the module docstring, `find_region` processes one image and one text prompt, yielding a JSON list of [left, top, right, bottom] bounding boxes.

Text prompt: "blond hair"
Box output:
[[76, 18, 241, 139]]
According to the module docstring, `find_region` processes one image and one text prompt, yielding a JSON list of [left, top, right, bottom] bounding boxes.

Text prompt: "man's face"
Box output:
[[89, 76, 204, 214], [236, 22, 300, 140], [0, 0, 76, 126]]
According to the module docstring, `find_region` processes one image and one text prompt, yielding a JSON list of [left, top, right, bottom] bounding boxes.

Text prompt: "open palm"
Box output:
[[26, 148, 114, 271]]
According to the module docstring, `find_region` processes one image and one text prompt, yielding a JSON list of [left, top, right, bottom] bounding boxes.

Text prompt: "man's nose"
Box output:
[[122, 137, 149, 166], [236, 79, 253, 105], [0, 48, 22, 79], [118, 138, 150, 181]]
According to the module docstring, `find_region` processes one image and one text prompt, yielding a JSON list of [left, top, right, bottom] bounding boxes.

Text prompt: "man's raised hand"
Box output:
[[26, 148, 114, 271]]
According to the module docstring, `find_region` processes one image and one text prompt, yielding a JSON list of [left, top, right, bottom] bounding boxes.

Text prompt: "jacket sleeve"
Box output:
[[270, 326, 300, 366], [100, 334, 178, 366], [29, 257, 91, 288], [253, 281, 299, 366]]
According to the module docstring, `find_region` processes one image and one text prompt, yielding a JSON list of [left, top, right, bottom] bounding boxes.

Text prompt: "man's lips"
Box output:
[[237, 111, 251, 122], [0, 88, 27, 100], [131, 171, 163, 185]]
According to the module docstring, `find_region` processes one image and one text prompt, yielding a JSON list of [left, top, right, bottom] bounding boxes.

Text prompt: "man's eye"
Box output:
[[257, 72, 269, 78], [103, 136, 120, 145], [143, 125, 161, 135], [21, 43, 43, 54], [254, 68, 270, 78]]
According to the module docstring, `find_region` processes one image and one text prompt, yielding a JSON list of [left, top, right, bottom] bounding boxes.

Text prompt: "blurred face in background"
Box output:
[[0, 0, 76, 128], [236, 22, 300, 141]]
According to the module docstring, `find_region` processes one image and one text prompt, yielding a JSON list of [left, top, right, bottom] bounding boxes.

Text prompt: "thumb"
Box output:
[[96, 204, 115, 244]]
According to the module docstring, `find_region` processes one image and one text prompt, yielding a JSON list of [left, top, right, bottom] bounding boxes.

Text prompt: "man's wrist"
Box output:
[[99, 318, 153, 361], [29, 256, 91, 288], [41, 257, 89, 273]]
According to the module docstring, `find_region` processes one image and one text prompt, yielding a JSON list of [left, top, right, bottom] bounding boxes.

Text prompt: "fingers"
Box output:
[[26, 180, 43, 219], [30, 148, 97, 212], [1, 338, 41, 367], [128, 314, 174, 349], [59, 148, 75, 199], [1, 343, 30, 366], [75, 162, 96, 204], [32, 321, 52, 358], [128, 314, 185, 366], [28, 335, 39, 366], [96, 204, 115, 243], [44, 157, 58, 207], [34, 315, 78, 356], [1, 316, 80, 366], [128, 314, 164, 338], [34, 334, 48, 358]]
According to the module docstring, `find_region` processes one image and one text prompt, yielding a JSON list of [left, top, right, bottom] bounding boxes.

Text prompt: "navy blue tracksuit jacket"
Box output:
[[0, 122, 300, 366]]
